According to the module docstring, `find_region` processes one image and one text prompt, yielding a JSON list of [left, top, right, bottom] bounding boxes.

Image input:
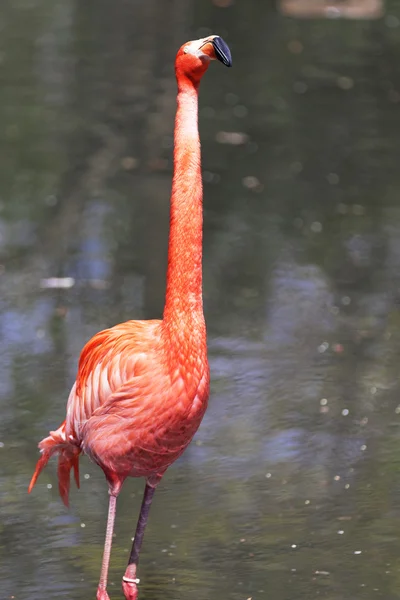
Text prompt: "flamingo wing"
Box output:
[[65, 319, 163, 442], [29, 319, 163, 504]]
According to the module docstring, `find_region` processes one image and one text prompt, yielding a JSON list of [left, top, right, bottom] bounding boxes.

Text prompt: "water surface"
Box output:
[[2, 1, 400, 599]]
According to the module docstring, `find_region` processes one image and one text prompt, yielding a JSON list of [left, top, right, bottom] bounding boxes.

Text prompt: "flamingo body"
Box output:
[[30, 318, 209, 501], [77, 321, 209, 484]]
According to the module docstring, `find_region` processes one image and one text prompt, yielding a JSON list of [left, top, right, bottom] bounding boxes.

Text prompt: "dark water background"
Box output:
[[2, 0, 400, 598]]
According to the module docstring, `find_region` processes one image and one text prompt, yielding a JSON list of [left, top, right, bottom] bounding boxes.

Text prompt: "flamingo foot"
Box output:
[[122, 576, 139, 600], [96, 588, 111, 600]]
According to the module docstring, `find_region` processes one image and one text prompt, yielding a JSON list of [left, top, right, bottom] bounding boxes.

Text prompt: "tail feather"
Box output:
[[28, 422, 81, 507], [57, 447, 81, 507], [28, 449, 54, 494]]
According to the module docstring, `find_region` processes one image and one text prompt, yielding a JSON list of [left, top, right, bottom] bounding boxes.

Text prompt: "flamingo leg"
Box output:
[[122, 483, 156, 600], [96, 493, 118, 600]]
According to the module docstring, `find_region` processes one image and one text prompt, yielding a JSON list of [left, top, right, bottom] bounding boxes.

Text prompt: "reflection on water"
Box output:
[[2, 1, 400, 599]]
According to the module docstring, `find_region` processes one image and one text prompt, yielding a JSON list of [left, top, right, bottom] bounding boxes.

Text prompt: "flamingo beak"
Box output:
[[211, 36, 232, 67]]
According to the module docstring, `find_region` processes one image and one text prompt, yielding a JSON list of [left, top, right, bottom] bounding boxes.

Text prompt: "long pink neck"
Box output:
[[163, 75, 205, 332]]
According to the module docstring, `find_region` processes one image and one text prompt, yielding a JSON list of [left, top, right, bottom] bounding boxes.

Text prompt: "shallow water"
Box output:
[[2, 1, 400, 599]]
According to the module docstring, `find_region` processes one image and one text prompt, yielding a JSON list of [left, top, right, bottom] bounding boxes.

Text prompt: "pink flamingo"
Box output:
[[29, 35, 232, 600]]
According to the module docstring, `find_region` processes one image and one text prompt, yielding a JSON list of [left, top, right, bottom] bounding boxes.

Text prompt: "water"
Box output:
[[2, 0, 400, 598]]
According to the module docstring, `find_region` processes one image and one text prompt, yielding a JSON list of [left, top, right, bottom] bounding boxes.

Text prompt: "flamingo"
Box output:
[[28, 35, 232, 600]]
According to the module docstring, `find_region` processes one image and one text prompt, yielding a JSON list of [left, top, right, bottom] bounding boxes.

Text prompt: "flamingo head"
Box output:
[[175, 35, 232, 83]]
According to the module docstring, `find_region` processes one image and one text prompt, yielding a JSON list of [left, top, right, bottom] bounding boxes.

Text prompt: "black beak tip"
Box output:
[[212, 36, 232, 68]]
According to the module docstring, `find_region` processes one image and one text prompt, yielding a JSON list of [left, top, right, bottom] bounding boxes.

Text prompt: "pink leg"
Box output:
[[97, 493, 117, 600]]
